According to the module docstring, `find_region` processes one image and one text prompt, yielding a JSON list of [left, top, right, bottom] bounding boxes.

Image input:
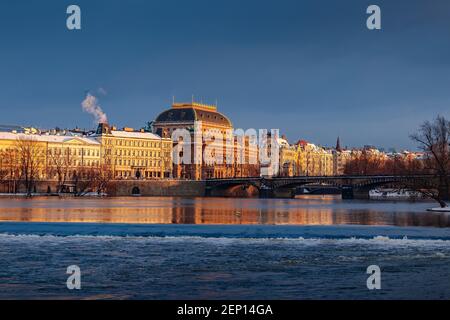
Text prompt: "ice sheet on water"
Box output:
[[2, 221, 450, 240], [1, 232, 450, 249]]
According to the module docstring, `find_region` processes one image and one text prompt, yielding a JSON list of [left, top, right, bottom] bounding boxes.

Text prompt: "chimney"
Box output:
[[96, 123, 111, 135]]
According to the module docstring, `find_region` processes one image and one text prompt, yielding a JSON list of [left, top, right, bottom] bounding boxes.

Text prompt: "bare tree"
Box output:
[[344, 150, 386, 175], [48, 147, 74, 193], [409, 115, 450, 207], [0, 150, 7, 179], [73, 166, 98, 196], [0, 148, 21, 193], [93, 146, 114, 195], [94, 163, 114, 195], [71, 163, 113, 197], [15, 137, 44, 197], [0, 151, 8, 191]]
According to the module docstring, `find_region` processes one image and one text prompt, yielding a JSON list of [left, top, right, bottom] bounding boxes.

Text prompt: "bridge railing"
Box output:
[[204, 174, 437, 182]]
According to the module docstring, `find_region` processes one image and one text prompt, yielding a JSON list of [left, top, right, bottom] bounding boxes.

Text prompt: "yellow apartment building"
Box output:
[[94, 123, 172, 179], [295, 141, 334, 176], [0, 132, 101, 181]]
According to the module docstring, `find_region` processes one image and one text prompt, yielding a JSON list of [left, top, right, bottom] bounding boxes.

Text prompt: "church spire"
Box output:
[[336, 136, 342, 152]]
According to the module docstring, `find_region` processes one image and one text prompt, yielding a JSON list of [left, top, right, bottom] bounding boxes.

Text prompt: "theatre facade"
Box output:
[[152, 102, 260, 180]]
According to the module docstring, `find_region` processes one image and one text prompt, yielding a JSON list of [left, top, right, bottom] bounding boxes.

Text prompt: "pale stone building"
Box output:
[[93, 123, 172, 179], [0, 131, 101, 181]]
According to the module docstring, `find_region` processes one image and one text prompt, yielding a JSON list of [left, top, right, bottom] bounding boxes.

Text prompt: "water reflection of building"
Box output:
[[1, 198, 449, 228]]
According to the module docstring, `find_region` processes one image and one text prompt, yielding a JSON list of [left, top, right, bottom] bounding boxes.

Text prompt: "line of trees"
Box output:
[[343, 151, 423, 176], [344, 115, 450, 207], [0, 137, 114, 197]]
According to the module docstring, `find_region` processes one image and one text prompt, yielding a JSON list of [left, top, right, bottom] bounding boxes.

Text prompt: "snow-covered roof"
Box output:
[[110, 130, 163, 140], [277, 138, 290, 148], [307, 142, 318, 150], [0, 132, 100, 145]]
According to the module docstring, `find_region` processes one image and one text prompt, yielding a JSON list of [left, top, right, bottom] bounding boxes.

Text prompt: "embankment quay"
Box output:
[[0, 175, 443, 199]]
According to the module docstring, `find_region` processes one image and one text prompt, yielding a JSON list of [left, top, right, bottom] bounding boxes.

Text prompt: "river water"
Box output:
[[0, 195, 449, 299]]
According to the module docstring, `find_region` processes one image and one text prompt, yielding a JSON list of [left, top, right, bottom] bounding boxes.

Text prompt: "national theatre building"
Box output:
[[152, 102, 259, 180]]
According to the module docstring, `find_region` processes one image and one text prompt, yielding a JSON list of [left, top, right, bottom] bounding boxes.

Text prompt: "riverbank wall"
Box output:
[[0, 180, 206, 197], [108, 180, 206, 197]]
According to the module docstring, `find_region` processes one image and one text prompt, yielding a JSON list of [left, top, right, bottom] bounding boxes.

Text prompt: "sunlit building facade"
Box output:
[[152, 102, 259, 180], [0, 132, 101, 186], [292, 140, 334, 176], [278, 137, 298, 177], [93, 123, 172, 179]]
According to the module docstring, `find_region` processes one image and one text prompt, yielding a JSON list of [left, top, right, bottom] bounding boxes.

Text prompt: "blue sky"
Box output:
[[0, 0, 449, 150]]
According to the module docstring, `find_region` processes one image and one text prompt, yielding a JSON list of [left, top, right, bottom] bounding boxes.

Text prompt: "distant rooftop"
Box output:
[[93, 123, 166, 140], [110, 130, 164, 140], [155, 102, 232, 127], [172, 102, 217, 112], [0, 124, 24, 132], [0, 132, 100, 145]]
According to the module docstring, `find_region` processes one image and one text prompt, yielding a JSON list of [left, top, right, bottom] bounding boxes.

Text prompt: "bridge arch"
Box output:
[[131, 186, 141, 196], [205, 180, 261, 198]]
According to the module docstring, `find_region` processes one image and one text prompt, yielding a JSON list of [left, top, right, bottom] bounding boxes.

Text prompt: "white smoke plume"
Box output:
[[81, 93, 108, 124], [97, 87, 107, 96]]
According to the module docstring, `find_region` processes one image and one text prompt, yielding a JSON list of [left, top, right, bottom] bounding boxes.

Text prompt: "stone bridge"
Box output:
[[205, 175, 435, 199]]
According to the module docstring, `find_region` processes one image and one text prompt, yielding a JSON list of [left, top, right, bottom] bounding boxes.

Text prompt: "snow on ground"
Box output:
[[427, 207, 450, 212]]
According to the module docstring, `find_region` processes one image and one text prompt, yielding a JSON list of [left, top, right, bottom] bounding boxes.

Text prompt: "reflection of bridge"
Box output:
[[205, 175, 433, 199]]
